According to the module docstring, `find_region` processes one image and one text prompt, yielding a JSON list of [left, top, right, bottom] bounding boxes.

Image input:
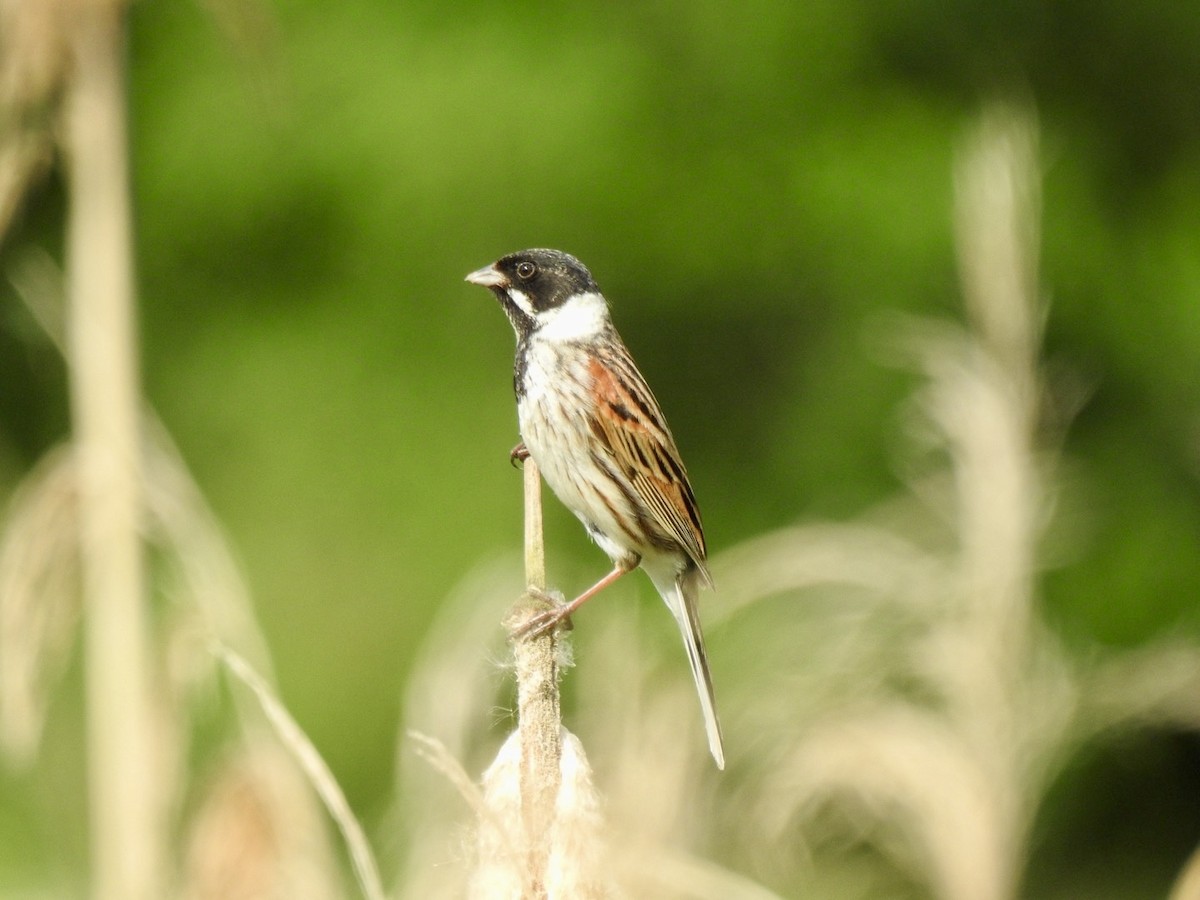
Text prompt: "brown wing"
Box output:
[[587, 344, 711, 583]]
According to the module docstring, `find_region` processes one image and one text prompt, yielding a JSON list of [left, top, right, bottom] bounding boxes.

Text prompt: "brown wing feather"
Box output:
[[587, 347, 711, 582]]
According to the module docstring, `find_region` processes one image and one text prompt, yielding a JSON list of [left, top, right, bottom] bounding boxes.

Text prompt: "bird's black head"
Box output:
[[466, 248, 602, 337]]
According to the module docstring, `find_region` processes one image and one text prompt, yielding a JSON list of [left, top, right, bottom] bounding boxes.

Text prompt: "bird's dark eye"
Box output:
[[515, 261, 538, 281]]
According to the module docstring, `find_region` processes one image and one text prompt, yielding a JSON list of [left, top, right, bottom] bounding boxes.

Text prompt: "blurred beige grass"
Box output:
[[391, 106, 1200, 899], [1, 2, 342, 897]]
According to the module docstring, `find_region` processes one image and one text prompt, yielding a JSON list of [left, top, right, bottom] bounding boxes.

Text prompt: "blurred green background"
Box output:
[[2, 0, 1200, 895]]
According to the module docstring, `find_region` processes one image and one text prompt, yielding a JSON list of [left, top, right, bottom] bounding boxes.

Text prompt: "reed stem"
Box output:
[[64, 5, 162, 898], [510, 460, 562, 897]]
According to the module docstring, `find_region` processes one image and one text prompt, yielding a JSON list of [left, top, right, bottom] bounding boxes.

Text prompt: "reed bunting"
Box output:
[[467, 248, 724, 769]]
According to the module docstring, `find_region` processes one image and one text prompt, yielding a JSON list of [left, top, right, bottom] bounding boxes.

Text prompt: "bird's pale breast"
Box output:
[[518, 340, 645, 571]]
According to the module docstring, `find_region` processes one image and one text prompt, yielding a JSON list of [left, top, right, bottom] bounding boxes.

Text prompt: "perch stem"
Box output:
[[511, 459, 562, 897]]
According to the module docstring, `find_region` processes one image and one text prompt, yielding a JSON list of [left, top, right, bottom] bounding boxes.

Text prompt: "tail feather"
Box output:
[[653, 569, 724, 769]]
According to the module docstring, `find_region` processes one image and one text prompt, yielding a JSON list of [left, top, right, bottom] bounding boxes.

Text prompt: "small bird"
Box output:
[[466, 248, 724, 769]]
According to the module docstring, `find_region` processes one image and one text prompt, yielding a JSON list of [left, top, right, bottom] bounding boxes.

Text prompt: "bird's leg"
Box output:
[[515, 564, 632, 639], [509, 441, 530, 468]]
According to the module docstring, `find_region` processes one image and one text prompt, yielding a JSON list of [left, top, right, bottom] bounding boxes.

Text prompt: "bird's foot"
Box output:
[[509, 442, 530, 468], [510, 587, 573, 639]]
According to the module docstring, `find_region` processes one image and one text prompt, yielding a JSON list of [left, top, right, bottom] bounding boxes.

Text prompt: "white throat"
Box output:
[[535, 291, 610, 343]]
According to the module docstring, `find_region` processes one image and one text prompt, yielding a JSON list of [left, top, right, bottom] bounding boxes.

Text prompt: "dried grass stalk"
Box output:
[[1170, 844, 1200, 900], [462, 458, 612, 898], [219, 647, 386, 900], [0, 446, 80, 764], [0, 0, 68, 241], [505, 460, 564, 894], [63, 2, 163, 897]]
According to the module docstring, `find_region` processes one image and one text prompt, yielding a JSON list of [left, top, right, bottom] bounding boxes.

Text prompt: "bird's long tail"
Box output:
[[655, 569, 725, 769]]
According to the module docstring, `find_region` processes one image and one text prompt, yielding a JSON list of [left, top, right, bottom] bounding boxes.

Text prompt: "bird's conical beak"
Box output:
[[465, 264, 505, 288]]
